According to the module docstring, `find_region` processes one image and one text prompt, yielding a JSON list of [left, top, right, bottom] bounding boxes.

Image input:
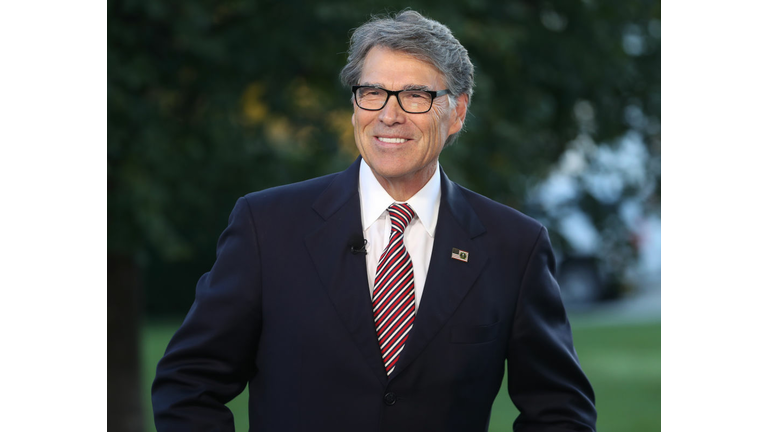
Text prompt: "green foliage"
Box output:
[[108, 0, 660, 313]]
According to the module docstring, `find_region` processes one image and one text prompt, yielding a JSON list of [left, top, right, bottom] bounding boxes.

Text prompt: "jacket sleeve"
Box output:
[[507, 227, 597, 432], [152, 197, 262, 431]]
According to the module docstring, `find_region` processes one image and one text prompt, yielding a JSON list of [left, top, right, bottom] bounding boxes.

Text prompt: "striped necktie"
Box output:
[[372, 203, 416, 376]]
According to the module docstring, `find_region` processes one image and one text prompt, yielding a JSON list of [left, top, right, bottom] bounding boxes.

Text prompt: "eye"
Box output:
[[360, 88, 381, 97], [403, 91, 429, 100]]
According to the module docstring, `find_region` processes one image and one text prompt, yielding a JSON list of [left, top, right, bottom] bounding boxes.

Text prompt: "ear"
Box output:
[[351, 110, 355, 126], [447, 93, 469, 136]]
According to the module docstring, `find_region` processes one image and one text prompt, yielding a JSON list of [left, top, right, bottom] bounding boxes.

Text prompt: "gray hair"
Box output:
[[340, 10, 474, 145]]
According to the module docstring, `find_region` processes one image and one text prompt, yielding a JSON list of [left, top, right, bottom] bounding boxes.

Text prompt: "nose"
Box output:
[[377, 94, 406, 126]]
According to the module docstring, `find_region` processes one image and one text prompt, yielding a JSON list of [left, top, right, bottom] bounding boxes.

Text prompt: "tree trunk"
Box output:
[[108, 252, 145, 432]]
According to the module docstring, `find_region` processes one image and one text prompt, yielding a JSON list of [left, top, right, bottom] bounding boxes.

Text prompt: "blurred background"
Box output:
[[108, 0, 660, 431]]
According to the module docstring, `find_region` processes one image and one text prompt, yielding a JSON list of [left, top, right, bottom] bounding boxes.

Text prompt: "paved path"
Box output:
[[569, 284, 661, 328]]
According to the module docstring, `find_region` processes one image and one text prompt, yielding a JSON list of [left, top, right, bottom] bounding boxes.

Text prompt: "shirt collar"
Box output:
[[359, 158, 441, 237]]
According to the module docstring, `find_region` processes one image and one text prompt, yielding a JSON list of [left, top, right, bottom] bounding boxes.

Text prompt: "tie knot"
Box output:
[[388, 203, 415, 234]]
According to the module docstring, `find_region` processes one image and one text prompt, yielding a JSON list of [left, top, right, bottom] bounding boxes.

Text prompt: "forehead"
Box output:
[[360, 46, 445, 90]]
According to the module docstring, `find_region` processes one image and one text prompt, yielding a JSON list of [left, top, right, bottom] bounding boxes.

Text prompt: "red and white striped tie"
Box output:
[[372, 203, 416, 376]]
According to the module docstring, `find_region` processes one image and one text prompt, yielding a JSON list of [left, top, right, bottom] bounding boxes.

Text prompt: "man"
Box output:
[[153, 10, 597, 432]]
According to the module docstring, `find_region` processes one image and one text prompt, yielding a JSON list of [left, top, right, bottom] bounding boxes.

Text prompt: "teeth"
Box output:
[[378, 137, 407, 143]]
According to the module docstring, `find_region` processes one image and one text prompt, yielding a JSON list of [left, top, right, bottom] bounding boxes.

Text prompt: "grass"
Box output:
[[142, 319, 660, 432]]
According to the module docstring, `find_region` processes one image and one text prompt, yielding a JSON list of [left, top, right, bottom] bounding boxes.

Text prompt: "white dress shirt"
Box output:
[[358, 159, 441, 313]]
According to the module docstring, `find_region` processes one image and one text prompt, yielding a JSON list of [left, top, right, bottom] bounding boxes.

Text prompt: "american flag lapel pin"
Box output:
[[451, 248, 469, 262]]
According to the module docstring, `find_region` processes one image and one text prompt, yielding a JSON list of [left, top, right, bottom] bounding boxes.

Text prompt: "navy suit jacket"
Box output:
[[152, 158, 597, 431]]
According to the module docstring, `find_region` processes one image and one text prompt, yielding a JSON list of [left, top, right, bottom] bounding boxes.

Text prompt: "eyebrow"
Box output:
[[403, 84, 431, 91], [359, 82, 432, 92]]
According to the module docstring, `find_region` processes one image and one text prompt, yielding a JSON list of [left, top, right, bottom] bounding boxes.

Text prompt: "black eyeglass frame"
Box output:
[[351, 85, 451, 114]]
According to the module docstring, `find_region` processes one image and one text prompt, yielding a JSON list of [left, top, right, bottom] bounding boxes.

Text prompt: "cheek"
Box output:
[[427, 108, 447, 133], [426, 116, 444, 139], [353, 112, 375, 132]]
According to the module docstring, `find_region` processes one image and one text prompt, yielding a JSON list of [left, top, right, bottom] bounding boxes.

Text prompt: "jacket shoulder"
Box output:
[[456, 184, 543, 235]]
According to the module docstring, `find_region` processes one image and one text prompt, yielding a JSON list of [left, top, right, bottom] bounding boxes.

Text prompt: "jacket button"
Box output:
[[383, 392, 397, 406]]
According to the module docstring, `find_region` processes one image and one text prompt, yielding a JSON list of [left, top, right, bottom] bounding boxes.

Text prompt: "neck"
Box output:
[[373, 164, 437, 202]]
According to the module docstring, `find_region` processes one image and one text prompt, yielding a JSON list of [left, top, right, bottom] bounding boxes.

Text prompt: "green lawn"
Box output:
[[142, 320, 660, 432]]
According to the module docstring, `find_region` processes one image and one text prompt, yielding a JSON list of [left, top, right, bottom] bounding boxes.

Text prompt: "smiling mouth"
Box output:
[[377, 137, 408, 143]]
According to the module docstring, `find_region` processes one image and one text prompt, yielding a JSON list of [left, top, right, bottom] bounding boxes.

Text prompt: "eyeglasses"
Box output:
[[352, 85, 451, 114]]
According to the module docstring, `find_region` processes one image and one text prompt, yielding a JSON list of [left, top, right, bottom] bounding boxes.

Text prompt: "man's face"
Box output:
[[352, 46, 467, 187]]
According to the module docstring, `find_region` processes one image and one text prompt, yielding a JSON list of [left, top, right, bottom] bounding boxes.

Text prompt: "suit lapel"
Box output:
[[388, 167, 488, 381], [304, 158, 388, 386]]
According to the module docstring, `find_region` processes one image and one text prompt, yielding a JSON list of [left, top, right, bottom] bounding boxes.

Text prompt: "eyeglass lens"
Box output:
[[355, 87, 433, 113]]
